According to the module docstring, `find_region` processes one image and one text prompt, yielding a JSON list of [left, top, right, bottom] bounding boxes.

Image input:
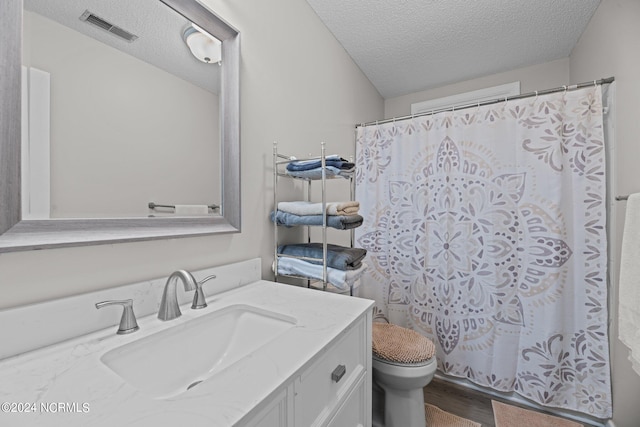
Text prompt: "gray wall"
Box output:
[[570, 0, 640, 425]]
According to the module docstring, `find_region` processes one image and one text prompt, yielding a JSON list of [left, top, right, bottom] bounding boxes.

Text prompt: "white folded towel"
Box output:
[[327, 201, 359, 215], [174, 204, 208, 215], [277, 201, 360, 216], [273, 258, 367, 291], [619, 193, 640, 375]]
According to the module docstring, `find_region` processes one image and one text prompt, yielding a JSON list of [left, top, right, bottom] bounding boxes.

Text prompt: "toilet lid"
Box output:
[[372, 322, 435, 364]]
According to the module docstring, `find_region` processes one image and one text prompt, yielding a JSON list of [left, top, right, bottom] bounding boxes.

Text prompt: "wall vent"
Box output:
[[79, 10, 138, 43]]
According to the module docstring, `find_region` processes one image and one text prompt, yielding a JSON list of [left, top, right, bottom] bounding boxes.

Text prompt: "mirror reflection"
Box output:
[[22, 0, 221, 219]]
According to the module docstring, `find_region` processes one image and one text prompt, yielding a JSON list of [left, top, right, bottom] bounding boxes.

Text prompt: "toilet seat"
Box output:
[[372, 353, 437, 384], [372, 353, 433, 368], [372, 322, 435, 365]]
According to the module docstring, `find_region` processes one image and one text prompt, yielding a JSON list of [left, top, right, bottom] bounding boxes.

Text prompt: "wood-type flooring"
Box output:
[[423, 377, 598, 427]]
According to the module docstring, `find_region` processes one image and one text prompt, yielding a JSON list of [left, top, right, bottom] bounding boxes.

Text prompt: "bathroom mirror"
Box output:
[[23, 0, 223, 219], [0, 0, 240, 252]]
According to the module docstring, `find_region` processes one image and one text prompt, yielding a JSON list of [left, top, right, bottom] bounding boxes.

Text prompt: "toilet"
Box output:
[[371, 322, 437, 427]]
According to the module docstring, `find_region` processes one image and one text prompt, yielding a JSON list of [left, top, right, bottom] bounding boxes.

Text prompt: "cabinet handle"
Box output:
[[331, 364, 346, 383]]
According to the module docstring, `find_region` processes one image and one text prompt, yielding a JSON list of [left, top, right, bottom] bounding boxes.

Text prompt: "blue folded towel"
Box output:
[[286, 167, 354, 180], [273, 258, 367, 291], [270, 211, 363, 230], [286, 156, 355, 172], [285, 166, 343, 180], [278, 243, 367, 270]]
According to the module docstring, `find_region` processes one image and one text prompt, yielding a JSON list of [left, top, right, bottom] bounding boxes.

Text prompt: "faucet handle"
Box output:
[[192, 274, 216, 310], [95, 299, 140, 335]]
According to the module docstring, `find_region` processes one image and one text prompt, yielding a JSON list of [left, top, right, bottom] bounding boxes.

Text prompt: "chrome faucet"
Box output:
[[192, 274, 217, 309], [95, 299, 139, 335], [158, 270, 217, 321]]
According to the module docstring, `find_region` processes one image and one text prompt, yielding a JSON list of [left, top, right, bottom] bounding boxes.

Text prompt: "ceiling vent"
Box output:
[[79, 10, 138, 42]]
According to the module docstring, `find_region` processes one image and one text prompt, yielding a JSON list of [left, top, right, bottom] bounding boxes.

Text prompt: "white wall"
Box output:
[[569, 1, 640, 426], [0, 0, 383, 308], [384, 58, 569, 118]]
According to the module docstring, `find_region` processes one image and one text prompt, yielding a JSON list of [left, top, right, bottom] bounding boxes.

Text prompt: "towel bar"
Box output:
[[616, 195, 629, 201], [148, 202, 220, 210]]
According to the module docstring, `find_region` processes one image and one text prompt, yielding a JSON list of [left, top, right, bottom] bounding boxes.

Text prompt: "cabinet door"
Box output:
[[294, 317, 366, 426], [243, 388, 291, 427], [327, 376, 366, 427]]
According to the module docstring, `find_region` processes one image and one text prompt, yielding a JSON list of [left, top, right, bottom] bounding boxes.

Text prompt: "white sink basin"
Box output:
[[100, 304, 297, 399]]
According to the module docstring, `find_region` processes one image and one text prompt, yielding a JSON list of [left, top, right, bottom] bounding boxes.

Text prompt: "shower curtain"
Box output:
[[355, 86, 611, 418]]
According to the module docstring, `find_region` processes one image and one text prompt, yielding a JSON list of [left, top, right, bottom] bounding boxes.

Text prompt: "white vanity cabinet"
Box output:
[[327, 376, 367, 427], [243, 388, 292, 427], [243, 310, 372, 427], [0, 265, 374, 427]]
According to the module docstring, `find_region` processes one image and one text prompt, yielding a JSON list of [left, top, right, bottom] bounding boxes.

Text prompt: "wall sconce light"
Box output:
[[182, 23, 221, 64]]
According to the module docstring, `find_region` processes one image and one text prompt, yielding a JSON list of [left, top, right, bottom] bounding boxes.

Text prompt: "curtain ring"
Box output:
[[594, 80, 597, 87], [563, 85, 568, 94]]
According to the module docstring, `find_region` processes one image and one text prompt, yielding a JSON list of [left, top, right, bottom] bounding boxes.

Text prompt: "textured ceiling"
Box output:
[[24, 0, 220, 94], [305, 0, 601, 99]]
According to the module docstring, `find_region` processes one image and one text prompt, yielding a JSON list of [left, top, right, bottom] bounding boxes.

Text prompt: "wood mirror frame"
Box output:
[[0, 0, 240, 253]]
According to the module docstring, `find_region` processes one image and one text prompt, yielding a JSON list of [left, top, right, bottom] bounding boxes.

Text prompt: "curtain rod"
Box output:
[[356, 77, 615, 128]]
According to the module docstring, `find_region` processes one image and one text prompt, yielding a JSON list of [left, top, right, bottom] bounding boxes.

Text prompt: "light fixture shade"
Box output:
[[183, 24, 221, 64]]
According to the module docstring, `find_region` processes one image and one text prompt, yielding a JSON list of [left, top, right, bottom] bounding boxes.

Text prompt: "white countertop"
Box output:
[[0, 280, 373, 426]]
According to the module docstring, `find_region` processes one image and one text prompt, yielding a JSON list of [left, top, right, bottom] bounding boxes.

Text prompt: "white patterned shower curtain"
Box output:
[[355, 86, 611, 418]]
